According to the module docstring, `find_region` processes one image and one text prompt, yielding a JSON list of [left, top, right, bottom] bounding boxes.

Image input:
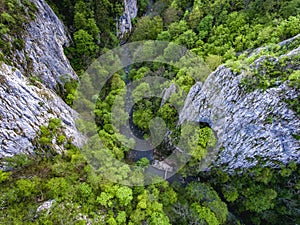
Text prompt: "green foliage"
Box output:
[[187, 5, 204, 29], [163, 6, 182, 26], [129, 66, 150, 81], [198, 15, 214, 40], [2, 153, 31, 169], [62, 78, 78, 106], [205, 54, 223, 71], [46, 177, 71, 200], [148, 212, 171, 225], [48, 118, 62, 130], [175, 29, 197, 49], [172, 181, 227, 225], [180, 124, 217, 161], [28, 75, 42, 86], [116, 211, 127, 224], [158, 103, 178, 131], [48, 0, 121, 72], [221, 185, 239, 202], [1, 12, 15, 24], [137, 0, 149, 16], [133, 107, 154, 132], [243, 187, 277, 213], [174, 71, 195, 93], [132, 16, 163, 41], [201, 162, 300, 225], [71, 29, 98, 68], [191, 203, 219, 225], [136, 157, 150, 167], [167, 20, 189, 38], [116, 186, 133, 206], [34, 118, 69, 156], [0, 0, 37, 64], [97, 191, 114, 207], [0, 170, 11, 183], [288, 70, 300, 89], [16, 178, 38, 198]]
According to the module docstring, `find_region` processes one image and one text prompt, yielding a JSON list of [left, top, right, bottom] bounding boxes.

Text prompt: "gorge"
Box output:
[[0, 0, 299, 224]]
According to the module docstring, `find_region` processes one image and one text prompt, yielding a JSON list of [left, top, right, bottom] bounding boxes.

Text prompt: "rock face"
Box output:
[[0, 63, 82, 158], [161, 83, 177, 107], [179, 39, 300, 171], [15, 0, 77, 90], [0, 0, 82, 158], [118, 0, 138, 40], [35, 200, 55, 218]]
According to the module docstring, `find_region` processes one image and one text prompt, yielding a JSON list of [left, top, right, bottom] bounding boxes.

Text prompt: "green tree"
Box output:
[[280, 0, 300, 18], [97, 191, 114, 207], [191, 203, 219, 225], [187, 5, 204, 29], [46, 177, 71, 200], [175, 29, 198, 49], [158, 103, 178, 130], [198, 15, 214, 40], [116, 186, 133, 206], [133, 108, 154, 131], [129, 67, 150, 81], [116, 211, 127, 224], [148, 212, 171, 225], [86, 18, 100, 42], [205, 54, 223, 70], [73, 29, 97, 55], [167, 20, 189, 39], [74, 12, 87, 30], [243, 187, 277, 213], [157, 30, 171, 41], [0, 170, 11, 183], [136, 157, 150, 167], [163, 6, 182, 26], [132, 16, 163, 41], [73, 29, 98, 66], [222, 185, 239, 202], [132, 82, 151, 102], [137, 0, 149, 16], [16, 178, 37, 198]]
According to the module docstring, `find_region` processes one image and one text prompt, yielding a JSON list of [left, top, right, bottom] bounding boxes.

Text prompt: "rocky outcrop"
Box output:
[[179, 39, 300, 172], [14, 0, 77, 90], [35, 200, 55, 218], [0, 0, 82, 158], [118, 0, 138, 40], [0, 63, 83, 158], [161, 83, 177, 107]]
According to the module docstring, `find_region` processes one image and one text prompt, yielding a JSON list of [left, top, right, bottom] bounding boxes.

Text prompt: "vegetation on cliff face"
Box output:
[[0, 0, 299, 224], [0, 0, 37, 63]]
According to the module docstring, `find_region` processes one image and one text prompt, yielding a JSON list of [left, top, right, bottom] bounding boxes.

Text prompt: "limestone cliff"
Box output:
[[179, 35, 300, 171], [0, 0, 82, 157], [14, 0, 77, 90], [118, 0, 138, 40]]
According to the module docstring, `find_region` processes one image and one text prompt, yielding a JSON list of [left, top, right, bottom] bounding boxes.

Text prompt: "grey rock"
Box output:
[[35, 200, 55, 218], [248, 33, 300, 58], [278, 33, 300, 47], [0, 0, 84, 158], [118, 0, 138, 39], [0, 64, 84, 158], [160, 83, 177, 107], [179, 48, 300, 172], [14, 0, 78, 90]]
